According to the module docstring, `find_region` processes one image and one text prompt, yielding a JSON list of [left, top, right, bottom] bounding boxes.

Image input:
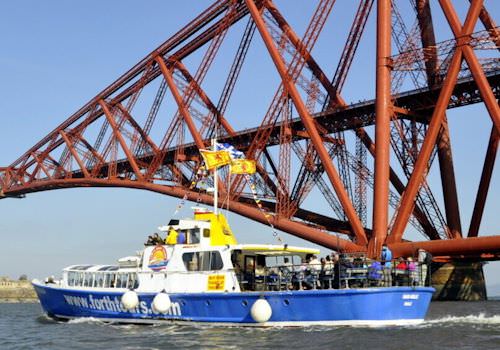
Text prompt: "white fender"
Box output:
[[152, 292, 171, 314], [250, 299, 272, 323], [121, 290, 139, 310]]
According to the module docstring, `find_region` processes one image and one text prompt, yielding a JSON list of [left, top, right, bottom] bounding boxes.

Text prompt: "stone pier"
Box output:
[[431, 261, 487, 301]]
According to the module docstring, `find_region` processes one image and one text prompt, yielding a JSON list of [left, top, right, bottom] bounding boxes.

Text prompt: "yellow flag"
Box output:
[[200, 149, 231, 170], [230, 159, 256, 174]]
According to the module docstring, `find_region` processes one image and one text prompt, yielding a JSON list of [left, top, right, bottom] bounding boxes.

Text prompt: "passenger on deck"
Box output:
[[165, 228, 179, 244], [417, 248, 432, 286], [325, 255, 334, 273], [152, 233, 163, 245], [407, 257, 418, 286], [322, 256, 334, 289], [331, 253, 341, 289], [332, 254, 352, 289], [306, 255, 321, 289], [145, 235, 155, 246], [381, 245, 393, 287], [308, 255, 321, 273]]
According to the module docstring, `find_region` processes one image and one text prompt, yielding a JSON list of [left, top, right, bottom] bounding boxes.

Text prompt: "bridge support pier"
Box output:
[[431, 261, 487, 301]]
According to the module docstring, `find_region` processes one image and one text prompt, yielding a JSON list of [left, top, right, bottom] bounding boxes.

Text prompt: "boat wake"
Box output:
[[36, 314, 59, 324], [423, 313, 500, 327]]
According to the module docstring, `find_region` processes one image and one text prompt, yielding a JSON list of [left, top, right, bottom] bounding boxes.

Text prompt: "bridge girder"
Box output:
[[1, 0, 499, 260]]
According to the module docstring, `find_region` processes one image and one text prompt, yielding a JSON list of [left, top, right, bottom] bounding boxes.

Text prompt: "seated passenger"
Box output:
[[293, 257, 308, 290], [302, 255, 320, 289], [308, 255, 321, 273], [255, 256, 267, 276], [395, 257, 407, 271], [280, 257, 293, 275], [177, 231, 186, 244], [368, 260, 382, 286], [395, 257, 409, 286]]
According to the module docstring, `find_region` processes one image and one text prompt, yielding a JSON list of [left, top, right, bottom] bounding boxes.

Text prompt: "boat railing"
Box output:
[[235, 256, 431, 292]]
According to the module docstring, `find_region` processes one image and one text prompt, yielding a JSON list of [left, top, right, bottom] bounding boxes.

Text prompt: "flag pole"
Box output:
[[212, 138, 218, 215]]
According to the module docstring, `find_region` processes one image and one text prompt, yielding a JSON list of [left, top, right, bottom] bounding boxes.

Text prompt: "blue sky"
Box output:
[[0, 1, 499, 293]]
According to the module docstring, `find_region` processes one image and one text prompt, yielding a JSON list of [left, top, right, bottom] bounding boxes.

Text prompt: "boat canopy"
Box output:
[[234, 244, 320, 257]]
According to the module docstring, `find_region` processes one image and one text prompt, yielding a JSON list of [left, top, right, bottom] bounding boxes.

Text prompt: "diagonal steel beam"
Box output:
[[468, 126, 499, 237], [246, 0, 367, 245], [440, 0, 500, 134], [98, 100, 144, 180], [416, 0, 462, 239], [59, 131, 90, 178]]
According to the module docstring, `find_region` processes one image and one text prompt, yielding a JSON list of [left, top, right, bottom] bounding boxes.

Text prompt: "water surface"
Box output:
[[1, 301, 499, 349]]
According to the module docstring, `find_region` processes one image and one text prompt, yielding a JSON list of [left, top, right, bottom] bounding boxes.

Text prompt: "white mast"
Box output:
[[212, 138, 218, 215]]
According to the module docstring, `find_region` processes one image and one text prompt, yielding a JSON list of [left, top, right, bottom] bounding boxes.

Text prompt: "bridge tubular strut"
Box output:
[[370, 0, 392, 257], [389, 0, 483, 242]]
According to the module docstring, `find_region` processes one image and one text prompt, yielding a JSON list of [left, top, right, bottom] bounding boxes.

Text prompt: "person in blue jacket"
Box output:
[[381, 244, 393, 286]]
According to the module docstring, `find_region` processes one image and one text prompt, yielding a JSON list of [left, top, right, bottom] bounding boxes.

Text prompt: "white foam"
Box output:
[[67, 317, 106, 325]]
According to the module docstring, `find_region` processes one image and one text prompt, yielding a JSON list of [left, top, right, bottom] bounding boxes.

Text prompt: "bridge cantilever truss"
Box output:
[[1, 0, 500, 260]]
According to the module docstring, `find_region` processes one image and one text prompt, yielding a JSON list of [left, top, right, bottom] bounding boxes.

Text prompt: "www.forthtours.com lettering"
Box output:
[[63, 294, 182, 315]]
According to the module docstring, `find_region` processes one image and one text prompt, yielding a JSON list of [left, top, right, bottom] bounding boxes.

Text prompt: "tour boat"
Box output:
[[33, 141, 434, 326], [32, 206, 435, 326]]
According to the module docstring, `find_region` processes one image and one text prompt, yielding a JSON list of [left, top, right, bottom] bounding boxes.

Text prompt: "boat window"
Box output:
[[187, 229, 200, 244], [127, 274, 136, 289], [203, 229, 210, 238], [78, 272, 85, 286], [116, 274, 127, 288], [68, 272, 75, 286], [245, 256, 255, 271], [183, 252, 199, 271], [182, 251, 223, 271], [96, 274, 104, 288], [109, 273, 117, 288], [83, 274, 90, 287]]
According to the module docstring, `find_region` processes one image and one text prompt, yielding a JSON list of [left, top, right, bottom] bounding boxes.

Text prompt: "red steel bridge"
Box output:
[[1, 0, 499, 262]]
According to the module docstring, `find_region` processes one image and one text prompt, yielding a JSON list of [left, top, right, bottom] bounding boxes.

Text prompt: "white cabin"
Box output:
[[61, 209, 320, 294]]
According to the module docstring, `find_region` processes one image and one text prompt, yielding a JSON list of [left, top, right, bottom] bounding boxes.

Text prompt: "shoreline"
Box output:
[[0, 298, 39, 304]]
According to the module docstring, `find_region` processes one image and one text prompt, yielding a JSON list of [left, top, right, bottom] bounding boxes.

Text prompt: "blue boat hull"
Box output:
[[33, 282, 434, 326]]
